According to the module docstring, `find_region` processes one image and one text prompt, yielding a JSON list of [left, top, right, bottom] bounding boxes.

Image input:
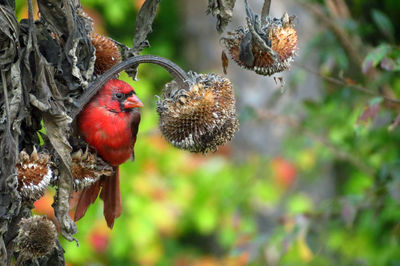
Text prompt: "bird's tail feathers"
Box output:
[[74, 167, 122, 229], [100, 167, 122, 228]]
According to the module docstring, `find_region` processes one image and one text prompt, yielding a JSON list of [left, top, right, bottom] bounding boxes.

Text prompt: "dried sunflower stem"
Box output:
[[1, 71, 10, 129], [72, 55, 189, 119]]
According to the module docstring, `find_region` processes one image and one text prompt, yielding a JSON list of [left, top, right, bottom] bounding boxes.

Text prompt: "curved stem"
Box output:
[[71, 55, 189, 119]]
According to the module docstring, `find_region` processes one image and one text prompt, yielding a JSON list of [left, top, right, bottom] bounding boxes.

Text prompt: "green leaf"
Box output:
[[371, 9, 395, 42], [368, 97, 383, 106], [239, 106, 257, 122], [380, 57, 400, 71], [362, 44, 391, 73], [286, 194, 313, 215]]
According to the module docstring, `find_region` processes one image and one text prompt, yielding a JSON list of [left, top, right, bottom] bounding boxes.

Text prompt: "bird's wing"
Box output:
[[74, 180, 102, 222], [129, 111, 141, 161]]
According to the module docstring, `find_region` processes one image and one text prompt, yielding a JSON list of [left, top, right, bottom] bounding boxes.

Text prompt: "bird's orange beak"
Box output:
[[124, 95, 143, 109]]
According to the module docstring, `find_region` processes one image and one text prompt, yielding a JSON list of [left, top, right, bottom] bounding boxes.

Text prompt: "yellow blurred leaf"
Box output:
[[297, 234, 313, 262], [136, 241, 163, 266], [150, 204, 178, 236], [131, 175, 153, 196], [297, 149, 316, 171]]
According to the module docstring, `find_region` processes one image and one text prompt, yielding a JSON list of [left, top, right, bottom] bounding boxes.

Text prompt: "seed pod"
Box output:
[[222, 8, 297, 76], [91, 33, 121, 75], [157, 72, 239, 153], [71, 148, 113, 191], [16, 148, 53, 201], [16, 216, 57, 261]]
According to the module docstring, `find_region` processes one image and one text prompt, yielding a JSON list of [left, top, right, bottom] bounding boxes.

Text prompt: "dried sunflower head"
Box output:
[[16, 148, 53, 201], [71, 148, 113, 191], [16, 216, 57, 260], [222, 3, 297, 76], [157, 72, 239, 153], [91, 33, 121, 75]]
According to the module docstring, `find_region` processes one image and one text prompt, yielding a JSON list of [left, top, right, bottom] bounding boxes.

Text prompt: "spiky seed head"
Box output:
[[157, 72, 239, 153], [91, 33, 121, 75], [71, 149, 113, 191], [16, 148, 53, 201], [16, 216, 57, 260], [222, 12, 298, 76]]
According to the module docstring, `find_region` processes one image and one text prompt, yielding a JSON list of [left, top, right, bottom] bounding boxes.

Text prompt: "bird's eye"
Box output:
[[115, 93, 123, 99]]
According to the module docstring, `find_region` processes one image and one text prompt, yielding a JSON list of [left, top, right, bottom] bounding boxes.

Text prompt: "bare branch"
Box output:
[[296, 63, 400, 105], [299, 1, 363, 67]]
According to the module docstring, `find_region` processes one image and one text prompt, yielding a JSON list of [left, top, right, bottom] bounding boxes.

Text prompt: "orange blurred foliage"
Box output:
[[271, 157, 297, 189], [17, 2, 39, 20], [147, 134, 170, 151], [134, 0, 146, 10], [83, 7, 106, 34], [33, 190, 54, 219]]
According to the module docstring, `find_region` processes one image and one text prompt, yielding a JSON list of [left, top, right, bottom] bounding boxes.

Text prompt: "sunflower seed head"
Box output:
[[91, 33, 122, 75], [16, 149, 53, 201], [71, 149, 113, 191], [157, 72, 239, 153], [16, 216, 57, 260], [222, 12, 298, 76]]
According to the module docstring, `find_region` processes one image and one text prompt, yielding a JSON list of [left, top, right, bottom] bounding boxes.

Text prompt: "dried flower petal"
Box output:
[[157, 72, 239, 153], [16, 148, 53, 201], [71, 148, 113, 191]]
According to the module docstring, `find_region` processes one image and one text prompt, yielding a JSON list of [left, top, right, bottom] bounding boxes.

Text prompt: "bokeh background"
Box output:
[[16, 0, 400, 265]]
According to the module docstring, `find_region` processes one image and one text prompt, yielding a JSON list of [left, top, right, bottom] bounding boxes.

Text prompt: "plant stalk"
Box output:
[[71, 55, 189, 119]]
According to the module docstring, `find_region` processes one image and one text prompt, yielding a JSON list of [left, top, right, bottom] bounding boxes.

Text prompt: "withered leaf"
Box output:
[[122, 0, 161, 80], [132, 0, 160, 54], [207, 0, 236, 32], [357, 103, 381, 124], [0, 5, 19, 68], [388, 113, 400, 131], [221, 50, 229, 74]]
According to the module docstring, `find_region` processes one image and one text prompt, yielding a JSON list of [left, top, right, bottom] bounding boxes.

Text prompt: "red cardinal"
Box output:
[[75, 79, 143, 228]]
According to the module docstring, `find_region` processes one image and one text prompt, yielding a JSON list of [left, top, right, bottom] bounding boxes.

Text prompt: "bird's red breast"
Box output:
[[78, 79, 142, 166], [74, 79, 142, 228]]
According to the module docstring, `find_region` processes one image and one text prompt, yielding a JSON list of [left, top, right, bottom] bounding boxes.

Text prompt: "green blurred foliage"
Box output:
[[17, 0, 400, 265]]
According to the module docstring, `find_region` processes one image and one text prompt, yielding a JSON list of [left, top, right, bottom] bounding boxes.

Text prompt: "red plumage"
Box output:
[[75, 79, 142, 228]]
